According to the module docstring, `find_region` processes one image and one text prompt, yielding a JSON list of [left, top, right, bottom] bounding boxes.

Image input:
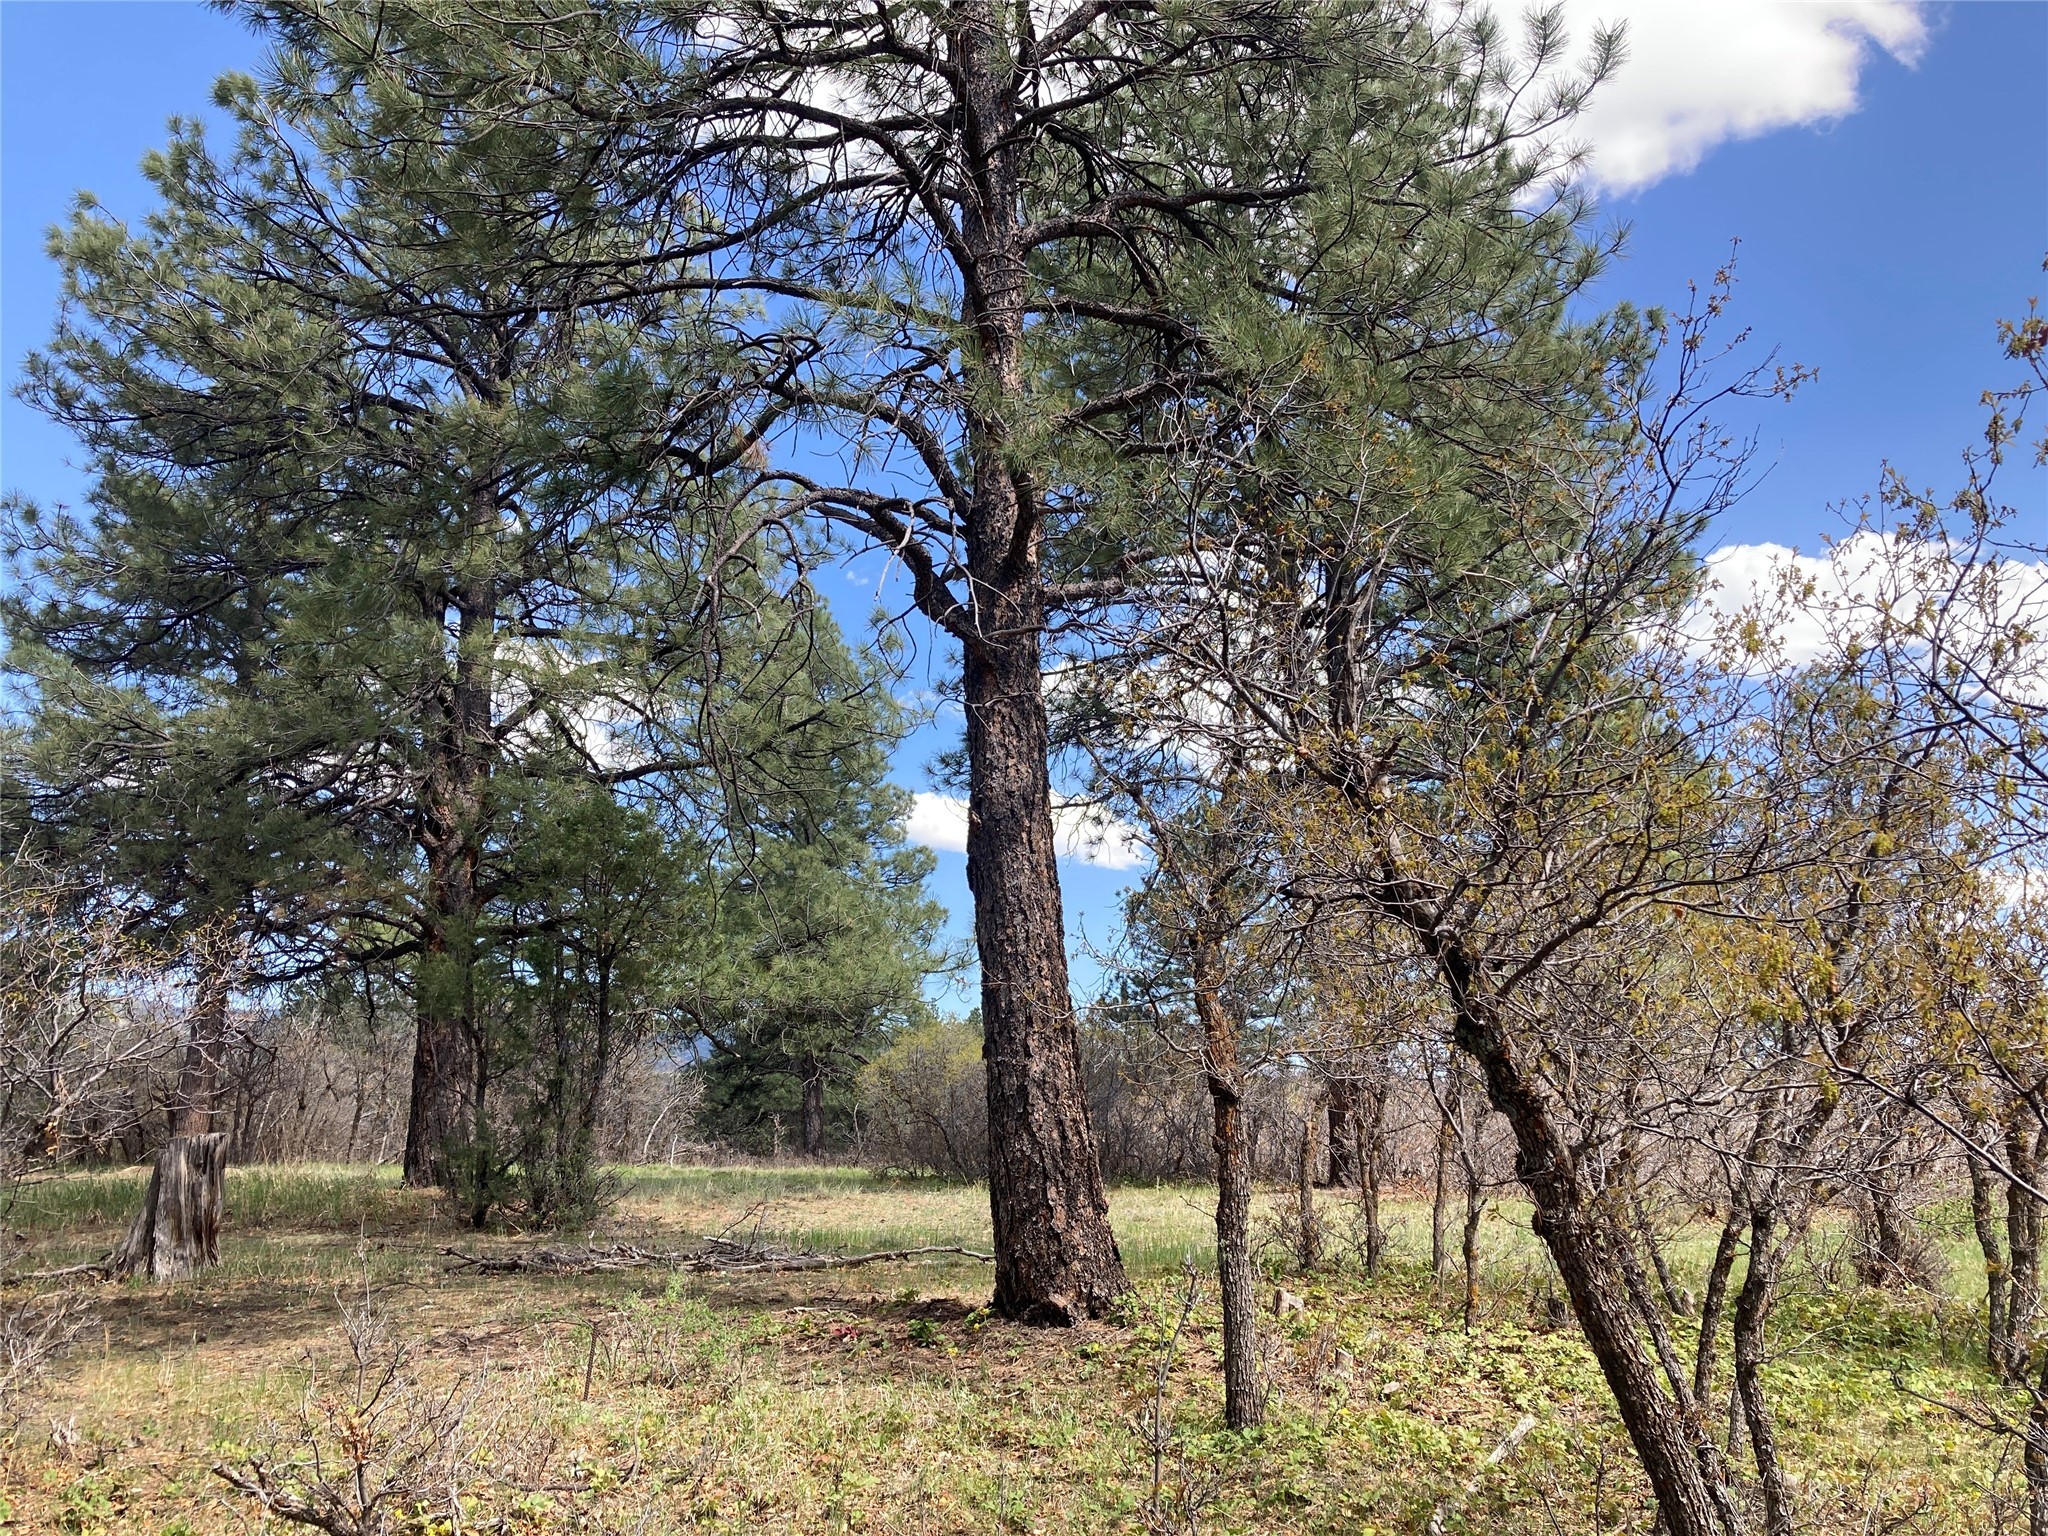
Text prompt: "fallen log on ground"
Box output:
[[438, 1238, 994, 1277]]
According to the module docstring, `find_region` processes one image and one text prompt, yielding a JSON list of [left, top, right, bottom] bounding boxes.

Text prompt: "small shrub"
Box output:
[[855, 1020, 987, 1177]]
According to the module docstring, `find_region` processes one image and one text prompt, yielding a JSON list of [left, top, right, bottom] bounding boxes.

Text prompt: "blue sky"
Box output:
[[5, 2, 2045, 1007]]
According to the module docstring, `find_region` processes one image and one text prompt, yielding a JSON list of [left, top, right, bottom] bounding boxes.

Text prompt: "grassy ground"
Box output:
[[0, 1163, 2021, 1534]]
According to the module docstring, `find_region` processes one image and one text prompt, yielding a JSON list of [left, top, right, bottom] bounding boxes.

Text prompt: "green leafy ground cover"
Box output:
[[0, 1165, 2019, 1533]]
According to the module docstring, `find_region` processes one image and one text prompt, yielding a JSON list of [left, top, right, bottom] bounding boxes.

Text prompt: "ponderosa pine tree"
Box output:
[[2, 58, 915, 1192], [234, 0, 1625, 1321]]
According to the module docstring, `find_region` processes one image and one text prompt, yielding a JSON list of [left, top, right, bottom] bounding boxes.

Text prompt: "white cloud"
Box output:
[[1502, 2, 1929, 192], [1681, 534, 2048, 695], [903, 791, 1150, 872], [904, 792, 971, 854]]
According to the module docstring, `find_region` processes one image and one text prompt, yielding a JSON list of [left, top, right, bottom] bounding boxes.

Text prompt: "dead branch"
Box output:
[[436, 1237, 993, 1277]]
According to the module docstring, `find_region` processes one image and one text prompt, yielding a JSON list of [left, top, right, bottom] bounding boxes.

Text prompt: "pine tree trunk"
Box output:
[[402, 924, 472, 1190], [966, 615, 1127, 1321], [172, 942, 232, 1138], [800, 1059, 826, 1159], [107, 1133, 228, 1281], [401, 520, 496, 1190], [1325, 1078, 1360, 1187], [1193, 951, 1261, 1428], [954, 5, 1127, 1324]]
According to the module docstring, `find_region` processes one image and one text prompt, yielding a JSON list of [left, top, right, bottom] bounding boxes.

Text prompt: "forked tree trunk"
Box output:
[[107, 1133, 229, 1281], [1193, 950, 1262, 1429], [1855, 1169, 1917, 1289]]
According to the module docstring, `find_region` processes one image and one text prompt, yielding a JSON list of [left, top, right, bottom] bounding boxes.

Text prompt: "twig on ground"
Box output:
[[1426, 1412, 1539, 1536]]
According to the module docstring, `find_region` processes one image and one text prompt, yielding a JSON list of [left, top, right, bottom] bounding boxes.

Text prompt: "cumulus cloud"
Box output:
[[1501, 2, 1929, 193], [1681, 534, 2048, 694], [903, 792, 1149, 872]]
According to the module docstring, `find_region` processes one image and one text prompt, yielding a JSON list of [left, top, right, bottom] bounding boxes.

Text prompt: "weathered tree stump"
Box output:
[[106, 1133, 228, 1281]]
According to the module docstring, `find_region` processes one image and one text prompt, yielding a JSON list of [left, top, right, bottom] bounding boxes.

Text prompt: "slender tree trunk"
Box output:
[[2009, 1119, 2043, 1381], [1967, 1151, 2012, 1372], [1460, 1140, 1483, 1332], [1295, 1114, 1322, 1272], [1360, 1082, 1386, 1277], [1192, 949, 1261, 1428], [1732, 1208, 1798, 1536], [956, 9, 1126, 1322], [1325, 1077, 1360, 1187], [1695, 1200, 1748, 1403], [1443, 968, 1739, 1536], [1432, 1067, 1457, 1281]]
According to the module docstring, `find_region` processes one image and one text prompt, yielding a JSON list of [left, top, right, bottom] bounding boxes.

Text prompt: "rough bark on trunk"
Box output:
[[1193, 950, 1262, 1428], [401, 549, 494, 1190], [1441, 962, 1738, 1536], [956, 7, 1126, 1322], [1360, 1082, 1387, 1277], [1325, 1078, 1360, 1187], [172, 943, 232, 1139], [403, 924, 472, 1190], [107, 1133, 228, 1281], [2010, 1120, 2044, 1382], [1295, 1115, 1323, 1272], [800, 1058, 826, 1159], [967, 618, 1128, 1320], [1967, 1152, 2012, 1372]]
